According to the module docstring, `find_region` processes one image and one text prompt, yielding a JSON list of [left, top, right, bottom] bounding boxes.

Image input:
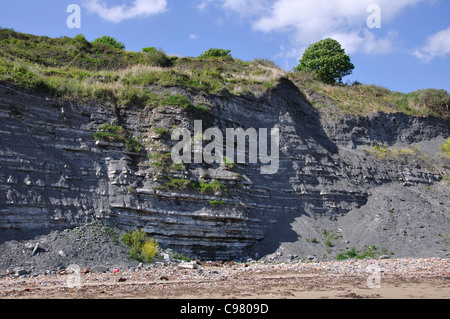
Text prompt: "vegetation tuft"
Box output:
[[159, 178, 228, 196], [336, 246, 393, 261], [94, 123, 142, 152]]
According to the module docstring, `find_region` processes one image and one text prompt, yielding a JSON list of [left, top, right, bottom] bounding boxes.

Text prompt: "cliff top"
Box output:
[[0, 28, 449, 119]]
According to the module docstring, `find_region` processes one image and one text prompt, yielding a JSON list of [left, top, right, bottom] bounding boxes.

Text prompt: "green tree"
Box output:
[[294, 38, 354, 84]]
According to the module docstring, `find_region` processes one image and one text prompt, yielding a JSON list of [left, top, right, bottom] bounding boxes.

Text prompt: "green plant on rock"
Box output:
[[161, 178, 196, 191], [321, 229, 341, 248], [170, 162, 185, 171], [163, 94, 192, 109], [148, 152, 173, 170], [94, 123, 142, 152], [208, 200, 226, 207], [154, 127, 171, 139], [94, 124, 126, 142], [194, 105, 209, 113], [198, 179, 228, 195], [125, 138, 142, 153], [160, 178, 228, 196], [100, 224, 121, 245]]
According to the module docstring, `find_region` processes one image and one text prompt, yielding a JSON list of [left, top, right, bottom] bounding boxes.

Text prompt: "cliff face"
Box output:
[[0, 79, 449, 260]]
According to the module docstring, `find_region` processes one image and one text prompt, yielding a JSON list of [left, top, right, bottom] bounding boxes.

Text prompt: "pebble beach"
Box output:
[[1, 258, 448, 299]]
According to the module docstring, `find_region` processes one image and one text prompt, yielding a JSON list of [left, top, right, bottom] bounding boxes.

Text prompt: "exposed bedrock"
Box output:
[[0, 80, 448, 260]]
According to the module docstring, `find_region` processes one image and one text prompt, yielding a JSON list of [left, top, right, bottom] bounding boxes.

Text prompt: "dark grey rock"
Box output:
[[91, 265, 108, 273], [14, 267, 28, 276]]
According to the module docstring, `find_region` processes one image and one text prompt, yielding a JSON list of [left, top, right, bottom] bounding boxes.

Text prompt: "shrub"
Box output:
[[141, 239, 159, 263], [199, 48, 232, 58], [416, 89, 450, 117], [73, 34, 91, 50], [92, 35, 125, 50], [142, 47, 173, 68], [142, 47, 157, 53], [370, 144, 388, 159], [418, 89, 449, 108], [121, 228, 159, 263]]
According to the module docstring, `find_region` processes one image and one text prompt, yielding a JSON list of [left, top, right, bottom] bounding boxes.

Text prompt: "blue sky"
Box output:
[[0, 0, 449, 93]]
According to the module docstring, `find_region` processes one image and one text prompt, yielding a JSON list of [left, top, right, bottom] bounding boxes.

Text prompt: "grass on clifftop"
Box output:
[[0, 28, 449, 120], [289, 71, 450, 119], [0, 28, 283, 106]]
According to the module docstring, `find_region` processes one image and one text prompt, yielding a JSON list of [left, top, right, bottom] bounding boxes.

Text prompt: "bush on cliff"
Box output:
[[121, 229, 159, 263], [92, 35, 126, 50]]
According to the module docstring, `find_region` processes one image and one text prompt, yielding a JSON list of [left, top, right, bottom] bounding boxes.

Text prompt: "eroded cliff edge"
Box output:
[[0, 78, 449, 261]]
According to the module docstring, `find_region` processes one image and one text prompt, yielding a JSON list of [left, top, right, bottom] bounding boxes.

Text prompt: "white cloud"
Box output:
[[412, 26, 450, 62], [252, 0, 423, 54], [197, 0, 215, 11], [200, 0, 424, 59], [329, 29, 399, 55], [189, 33, 199, 40], [84, 0, 167, 23], [197, 0, 269, 15]]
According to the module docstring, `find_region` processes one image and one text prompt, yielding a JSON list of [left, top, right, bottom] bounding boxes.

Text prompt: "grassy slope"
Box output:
[[0, 28, 449, 120], [289, 71, 450, 119], [0, 29, 283, 108]]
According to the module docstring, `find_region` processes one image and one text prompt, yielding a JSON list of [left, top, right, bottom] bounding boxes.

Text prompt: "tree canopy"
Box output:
[[294, 38, 354, 84]]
